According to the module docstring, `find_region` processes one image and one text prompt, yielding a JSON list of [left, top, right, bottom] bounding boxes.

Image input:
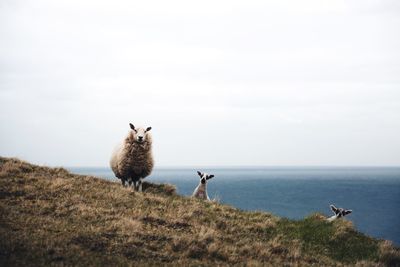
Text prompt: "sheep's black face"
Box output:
[[129, 123, 152, 143], [197, 171, 214, 184]]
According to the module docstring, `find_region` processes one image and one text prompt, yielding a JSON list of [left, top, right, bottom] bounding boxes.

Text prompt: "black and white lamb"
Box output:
[[192, 171, 214, 200], [110, 123, 154, 191], [327, 204, 352, 222]]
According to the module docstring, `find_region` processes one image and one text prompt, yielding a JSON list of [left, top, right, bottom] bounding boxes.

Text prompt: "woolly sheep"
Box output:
[[110, 123, 154, 191], [327, 204, 352, 222], [192, 171, 214, 200]]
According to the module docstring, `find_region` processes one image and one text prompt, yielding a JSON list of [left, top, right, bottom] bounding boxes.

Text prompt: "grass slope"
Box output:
[[0, 157, 399, 266]]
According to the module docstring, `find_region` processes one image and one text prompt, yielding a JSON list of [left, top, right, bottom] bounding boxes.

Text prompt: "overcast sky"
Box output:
[[1, 0, 399, 167]]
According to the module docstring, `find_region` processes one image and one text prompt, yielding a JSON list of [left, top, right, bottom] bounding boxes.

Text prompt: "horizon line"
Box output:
[[65, 165, 400, 169]]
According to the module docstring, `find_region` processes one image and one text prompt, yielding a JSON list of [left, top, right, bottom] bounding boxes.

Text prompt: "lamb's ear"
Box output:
[[330, 205, 338, 214], [197, 171, 202, 177], [344, 210, 352, 216], [129, 123, 135, 130], [146, 127, 152, 132], [206, 174, 214, 180]]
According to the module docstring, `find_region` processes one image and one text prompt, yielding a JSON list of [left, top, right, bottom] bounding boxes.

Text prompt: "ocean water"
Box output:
[[69, 167, 400, 246]]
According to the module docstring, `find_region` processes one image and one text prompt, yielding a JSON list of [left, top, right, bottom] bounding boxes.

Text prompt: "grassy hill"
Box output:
[[0, 157, 399, 266]]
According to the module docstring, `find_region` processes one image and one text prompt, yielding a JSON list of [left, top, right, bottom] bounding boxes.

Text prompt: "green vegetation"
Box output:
[[0, 157, 399, 266]]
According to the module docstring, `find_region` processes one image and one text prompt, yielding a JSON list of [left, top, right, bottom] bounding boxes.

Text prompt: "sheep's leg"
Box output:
[[121, 179, 127, 187], [138, 178, 143, 192], [132, 180, 137, 191]]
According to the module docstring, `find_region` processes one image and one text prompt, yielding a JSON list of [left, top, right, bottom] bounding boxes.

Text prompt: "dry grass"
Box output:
[[0, 157, 398, 266]]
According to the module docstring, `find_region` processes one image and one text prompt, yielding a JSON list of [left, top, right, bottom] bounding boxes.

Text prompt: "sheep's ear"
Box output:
[[207, 174, 214, 180], [330, 205, 339, 214], [129, 123, 135, 130], [197, 171, 202, 177], [146, 127, 152, 132]]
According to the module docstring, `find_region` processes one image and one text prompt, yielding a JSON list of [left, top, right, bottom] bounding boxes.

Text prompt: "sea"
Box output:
[[68, 167, 400, 246]]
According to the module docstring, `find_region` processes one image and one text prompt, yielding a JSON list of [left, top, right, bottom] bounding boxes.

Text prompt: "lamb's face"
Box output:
[[197, 171, 214, 185], [129, 123, 152, 143], [330, 204, 352, 218]]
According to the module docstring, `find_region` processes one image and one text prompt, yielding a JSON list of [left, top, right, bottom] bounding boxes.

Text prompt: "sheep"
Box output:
[[192, 171, 214, 200], [110, 123, 154, 191], [327, 204, 352, 222]]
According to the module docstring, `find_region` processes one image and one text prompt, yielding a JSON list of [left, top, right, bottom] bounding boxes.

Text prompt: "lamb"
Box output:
[[110, 123, 154, 191], [192, 171, 214, 200], [327, 204, 352, 222]]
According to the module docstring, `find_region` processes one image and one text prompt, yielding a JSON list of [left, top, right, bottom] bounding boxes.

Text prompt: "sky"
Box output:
[[1, 0, 400, 167]]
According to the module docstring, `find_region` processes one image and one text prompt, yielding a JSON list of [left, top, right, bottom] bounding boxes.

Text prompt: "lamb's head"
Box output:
[[197, 171, 214, 185], [129, 123, 152, 144], [330, 204, 352, 218]]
